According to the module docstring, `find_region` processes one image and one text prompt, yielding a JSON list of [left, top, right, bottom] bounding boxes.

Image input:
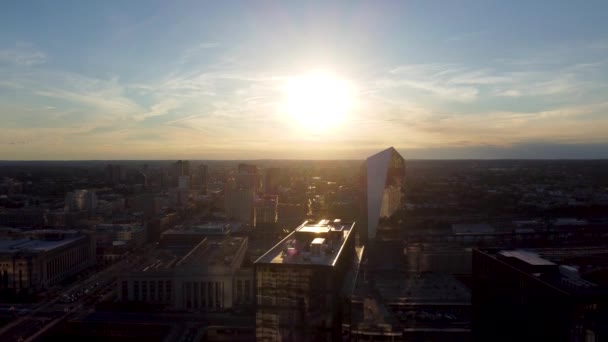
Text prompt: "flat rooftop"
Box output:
[[481, 246, 608, 294], [138, 236, 247, 272], [162, 222, 231, 236], [96, 223, 143, 232], [0, 235, 87, 254], [178, 236, 246, 267], [498, 250, 556, 266], [255, 219, 355, 266]]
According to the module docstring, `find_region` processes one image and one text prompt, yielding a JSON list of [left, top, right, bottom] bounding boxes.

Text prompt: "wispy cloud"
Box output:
[[134, 99, 180, 121], [375, 59, 604, 106], [0, 43, 46, 66], [1, 36, 608, 159], [445, 31, 487, 42]]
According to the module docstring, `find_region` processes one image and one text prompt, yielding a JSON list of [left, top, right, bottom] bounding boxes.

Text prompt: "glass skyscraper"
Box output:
[[362, 147, 405, 240]]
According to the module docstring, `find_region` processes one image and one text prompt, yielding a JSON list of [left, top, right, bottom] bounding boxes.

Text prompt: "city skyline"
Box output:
[[1, 1, 608, 160]]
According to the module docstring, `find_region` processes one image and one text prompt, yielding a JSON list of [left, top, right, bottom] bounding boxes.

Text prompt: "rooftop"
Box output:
[[163, 222, 230, 236], [178, 236, 246, 267], [96, 223, 143, 232], [255, 219, 355, 266], [498, 250, 556, 266], [452, 223, 495, 235], [0, 234, 87, 254], [481, 246, 608, 295], [138, 236, 247, 272]]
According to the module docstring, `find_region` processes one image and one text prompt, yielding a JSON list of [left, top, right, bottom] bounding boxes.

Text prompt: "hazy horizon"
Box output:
[[2, 1, 608, 159], [2, 142, 608, 161]]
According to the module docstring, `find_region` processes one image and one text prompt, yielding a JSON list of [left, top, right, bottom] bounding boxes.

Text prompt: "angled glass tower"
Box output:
[[362, 147, 405, 240]]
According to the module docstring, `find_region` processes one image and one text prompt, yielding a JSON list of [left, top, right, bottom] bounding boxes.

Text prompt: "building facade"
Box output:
[[255, 219, 356, 341], [254, 195, 279, 228], [362, 147, 405, 240], [94, 223, 146, 262], [0, 230, 94, 292], [118, 236, 252, 310], [224, 178, 255, 224]]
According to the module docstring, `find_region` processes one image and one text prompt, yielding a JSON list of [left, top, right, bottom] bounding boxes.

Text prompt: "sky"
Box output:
[[1, 0, 608, 160]]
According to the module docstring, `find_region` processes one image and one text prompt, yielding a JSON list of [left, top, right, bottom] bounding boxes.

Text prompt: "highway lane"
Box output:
[[0, 255, 144, 341]]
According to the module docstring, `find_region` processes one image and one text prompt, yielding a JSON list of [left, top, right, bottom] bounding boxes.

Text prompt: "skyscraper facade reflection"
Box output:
[[362, 147, 405, 240]]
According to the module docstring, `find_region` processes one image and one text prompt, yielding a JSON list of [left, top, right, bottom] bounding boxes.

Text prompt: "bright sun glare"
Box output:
[[281, 71, 355, 130]]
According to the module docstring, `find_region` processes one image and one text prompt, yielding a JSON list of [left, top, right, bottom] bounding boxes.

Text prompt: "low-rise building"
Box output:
[[118, 235, 251, 310], [473, 247, 608, 341], [0, 230, 94, 292], [94, 223, 146, 262]]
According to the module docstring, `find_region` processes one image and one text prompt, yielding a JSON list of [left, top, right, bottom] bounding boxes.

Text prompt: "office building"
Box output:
[[0, 207, 47, 228], [106, 164, 126, 185], [238, 163, 258, 175], [134, 171, 148, 187], [94, 223, 146, 261], [146, 213, 178, 243], [254, 195, 278, 228], [277, 203, 308, 225], [473, 247, 608, 341], [237, 163, 261, 191], [255, 219, 356, 341], [224, 178, 255, 224], [178, 175, 191, 189], [191, 164, 208, 194], [95, 223, 146, 246], [172, 160, 190, 177], [127, 194, 160, 218], [65, 189, 97, 213], [264, 168, 282, 195], [0, 230, 94, 292], [361, 147, 405, 240]]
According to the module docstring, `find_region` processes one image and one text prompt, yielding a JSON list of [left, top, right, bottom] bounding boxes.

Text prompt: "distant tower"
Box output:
[[134, 171, 147, 187], [199, 164, 208, 194], [106, 164, 126, 185], [65, 189, 97, 213], [236, 163, 261, 192], [171, 160, 190, 187], [264, 168, 281, 195], [363, 147, 405, 240], [224, 177, 255, 224]]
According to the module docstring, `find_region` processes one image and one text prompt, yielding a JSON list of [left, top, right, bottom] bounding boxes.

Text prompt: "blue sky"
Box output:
[[1, 0, 607, 159]]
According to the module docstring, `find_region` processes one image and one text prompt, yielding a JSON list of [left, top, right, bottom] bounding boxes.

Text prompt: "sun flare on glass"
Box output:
[[281, 71, 355, 130]]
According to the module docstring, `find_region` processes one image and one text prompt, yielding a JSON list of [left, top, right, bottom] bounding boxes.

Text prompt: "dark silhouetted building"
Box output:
[[225, 178, 255, 224], [197, 164, 208, 194], [106, 164, 126, 185], [254, 195, 278, 228], [0, 207, 47, 228], [238, 163, 259, 175], [264, 168, 282, 195], [473, 247, 608, 341]]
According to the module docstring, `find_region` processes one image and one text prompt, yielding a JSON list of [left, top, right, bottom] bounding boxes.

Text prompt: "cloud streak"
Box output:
[[0, 43, 46, 66]]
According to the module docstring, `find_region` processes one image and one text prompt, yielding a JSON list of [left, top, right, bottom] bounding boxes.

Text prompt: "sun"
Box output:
[[280, 70, 355, 131]]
